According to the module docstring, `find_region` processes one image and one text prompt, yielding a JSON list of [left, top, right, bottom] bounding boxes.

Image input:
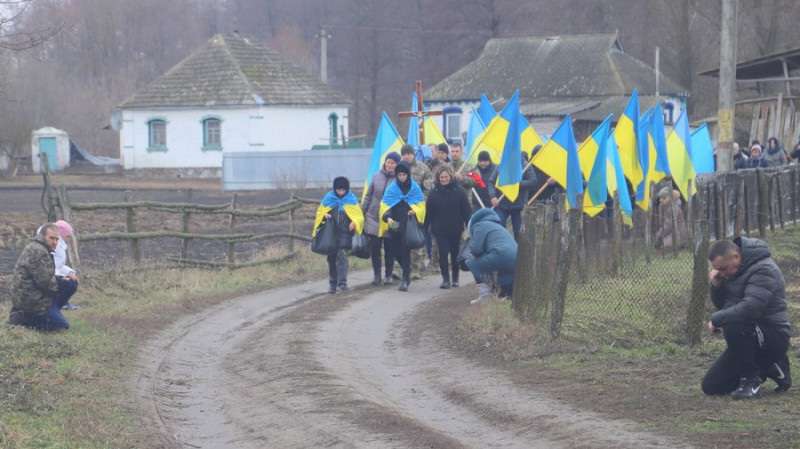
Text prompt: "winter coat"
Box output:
[[361, 169, 396, 236], [449, 159, 477, 190], [327, 207, 354, 250], [473, 163, 498, 209], [734, 155, 768, 170], [709, 237, 791, 337], [10, 239, 58, 317], [655, 201, 688, 249], [497, 164, 538, 211], [764, 139, 787, 166], [424, 181, 472, 237], [468, 209, 518, 270]]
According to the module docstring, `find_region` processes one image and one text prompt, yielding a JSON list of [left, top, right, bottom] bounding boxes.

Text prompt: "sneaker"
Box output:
[[451, 280, 459, 288], [328, 285, 336, 294], [398, 280, 409, 292], [371, 275, 381, 286], [440, 281, 450, 289], [338, 284, 349, 292], [768, 359, 792, 393], [383, 276, 393, 285], [731, 377, 762, 400]]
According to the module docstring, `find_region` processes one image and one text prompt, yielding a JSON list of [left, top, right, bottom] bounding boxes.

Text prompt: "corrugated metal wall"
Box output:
[[223, 149, 372, 191]]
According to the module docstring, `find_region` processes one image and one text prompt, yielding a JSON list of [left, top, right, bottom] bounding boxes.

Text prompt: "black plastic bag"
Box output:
[[349, 233, 371, 259], [311, 220, 338, 255], [457, 236, 473, 272], [402, 217, 425, 250]]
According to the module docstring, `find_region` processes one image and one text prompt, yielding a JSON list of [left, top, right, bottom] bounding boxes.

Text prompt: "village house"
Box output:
[[114, 32, 350, 177], [424, 33, 689, 142]]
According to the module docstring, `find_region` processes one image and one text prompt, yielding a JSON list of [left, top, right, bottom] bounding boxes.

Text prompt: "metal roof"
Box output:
[[697, 46, 800, 79]]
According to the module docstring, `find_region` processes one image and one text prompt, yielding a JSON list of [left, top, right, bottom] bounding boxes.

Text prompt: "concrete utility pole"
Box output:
[[717, 0, 738, 172], [318, 26, 331, 83]]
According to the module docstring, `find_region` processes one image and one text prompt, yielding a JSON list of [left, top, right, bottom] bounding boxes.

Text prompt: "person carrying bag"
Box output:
[[379, 162, 426, 292], [313, 177, 364, 294]]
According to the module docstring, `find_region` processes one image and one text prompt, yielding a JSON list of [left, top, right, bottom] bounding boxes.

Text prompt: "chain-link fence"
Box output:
[[513, 164, 800, 346]]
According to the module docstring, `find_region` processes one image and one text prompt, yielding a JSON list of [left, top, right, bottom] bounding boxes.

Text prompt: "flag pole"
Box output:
[[472, 188, 486, 208], [525, 181, 552, 208]]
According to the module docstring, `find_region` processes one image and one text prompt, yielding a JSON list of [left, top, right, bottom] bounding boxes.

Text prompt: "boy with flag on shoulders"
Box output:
[[314, 177, 364, 294]]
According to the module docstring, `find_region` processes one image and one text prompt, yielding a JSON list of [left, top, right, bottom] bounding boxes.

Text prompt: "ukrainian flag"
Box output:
[[606, 133, 634, 226], [615, 90, 642, 191], [363, 112, 404, 201], [479, 93, 497, 126], [495, 93, 523, 202], [423, 117, 447, 145], [467, 91, 543, 164], [578, 115, 612, 217], [635, 103, 669, 211], [464, 107, 486, 160], [377, 180, 426, 237], [531, 114, 583, 209], [666, 109, 696, 200], [313, 190, 365, 236], [690, 123, 715, 174]]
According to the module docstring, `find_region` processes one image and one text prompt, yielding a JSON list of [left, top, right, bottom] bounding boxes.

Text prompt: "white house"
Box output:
[[424, 33, 689, 142], [115, 33, 350, 176], [31, 126, 70, 173]]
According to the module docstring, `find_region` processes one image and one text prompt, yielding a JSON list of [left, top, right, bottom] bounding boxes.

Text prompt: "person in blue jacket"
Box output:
[[465, 208, 518, 305]]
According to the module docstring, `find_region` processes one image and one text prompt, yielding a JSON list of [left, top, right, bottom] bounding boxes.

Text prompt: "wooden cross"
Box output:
[[398, 80, 443, 145]]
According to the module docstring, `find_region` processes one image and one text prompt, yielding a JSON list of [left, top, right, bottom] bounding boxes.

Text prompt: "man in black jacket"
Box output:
[[702, 237, 792, 399]]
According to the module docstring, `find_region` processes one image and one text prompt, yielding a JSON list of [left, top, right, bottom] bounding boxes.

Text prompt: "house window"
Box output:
[[202, 117, 222, 151], [442, 107, 463, 143], [664, 103, 675, 125], [147, 118, 167, 152]]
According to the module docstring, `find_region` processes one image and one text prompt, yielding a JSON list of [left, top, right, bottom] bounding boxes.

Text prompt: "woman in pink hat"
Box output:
[[53, 220, 81, 310]]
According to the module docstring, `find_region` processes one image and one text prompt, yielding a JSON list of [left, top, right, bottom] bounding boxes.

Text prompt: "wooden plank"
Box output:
[[757, 104, 767, 143], [775, 93, 784, 142], [750, 104, 760, 144]]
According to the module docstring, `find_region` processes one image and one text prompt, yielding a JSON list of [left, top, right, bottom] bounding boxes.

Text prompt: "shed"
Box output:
[[31, 127, 70, 173]]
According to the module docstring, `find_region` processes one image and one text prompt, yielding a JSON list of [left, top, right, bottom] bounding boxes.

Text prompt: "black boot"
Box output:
[[372, 273, 381, 286], [328, 283, 336, 294], [731, 377, 763, 399], [384, 275, 393, 285], [398, 280, 409, 292]]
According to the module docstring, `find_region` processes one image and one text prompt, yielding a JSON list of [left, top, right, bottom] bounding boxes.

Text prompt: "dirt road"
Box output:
[[134, 273, 692, 449]]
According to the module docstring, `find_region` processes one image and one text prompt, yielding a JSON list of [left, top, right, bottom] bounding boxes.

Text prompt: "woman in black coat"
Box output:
[[424, 165, 472, 289]]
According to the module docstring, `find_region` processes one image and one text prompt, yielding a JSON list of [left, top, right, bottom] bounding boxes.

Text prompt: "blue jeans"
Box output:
[[56, 278, 78, 308], [13, 298, 70, 331], [466, 253, 515, 288]]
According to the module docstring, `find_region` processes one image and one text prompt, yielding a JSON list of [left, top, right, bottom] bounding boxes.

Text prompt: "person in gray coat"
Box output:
[[702, 237, 791, 399], [361, 152, 400, 285], [465, 208, 518, 305]]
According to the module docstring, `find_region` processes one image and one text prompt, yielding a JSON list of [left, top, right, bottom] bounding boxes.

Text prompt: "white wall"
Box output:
[[31, 127, 70, 173], [119, 105, 349, 170]]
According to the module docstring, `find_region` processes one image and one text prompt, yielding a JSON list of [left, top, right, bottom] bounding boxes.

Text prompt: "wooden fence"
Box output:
[[46, 183, 319, 270]]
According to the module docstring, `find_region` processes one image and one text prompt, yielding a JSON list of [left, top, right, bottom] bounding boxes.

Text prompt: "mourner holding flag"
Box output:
[[379, 162, 426, 292], [314, 177, 364, 294]]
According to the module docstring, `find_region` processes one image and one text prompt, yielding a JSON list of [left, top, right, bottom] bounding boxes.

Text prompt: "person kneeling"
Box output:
[[465, 209, 518, 305]]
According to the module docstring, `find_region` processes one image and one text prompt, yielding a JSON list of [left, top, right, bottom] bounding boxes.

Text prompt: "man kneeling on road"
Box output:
[[702, 237, 790, 399], [8, 223, 69, 331]]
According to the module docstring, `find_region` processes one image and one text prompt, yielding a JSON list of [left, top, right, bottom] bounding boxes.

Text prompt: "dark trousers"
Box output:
[[326, 250, 348, 287], [390, 237, 411, 282], [56, 278, 78, 308], [435, 232, 461, 283], [701, 322, 790, 395], [495, 208, 522, 240], [368, 234, 395, 277]]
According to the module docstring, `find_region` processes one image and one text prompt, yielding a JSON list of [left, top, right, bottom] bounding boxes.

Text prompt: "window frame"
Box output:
[[201, 116, 223, 151], [146, 117, 168, 152], [442, 106, 463, 143]]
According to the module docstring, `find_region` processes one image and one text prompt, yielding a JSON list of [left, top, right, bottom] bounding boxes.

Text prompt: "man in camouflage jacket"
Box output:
[[9, 223, 70, 331]]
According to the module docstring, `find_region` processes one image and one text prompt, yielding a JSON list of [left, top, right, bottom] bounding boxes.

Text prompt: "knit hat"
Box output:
[[395, 161, 411, 176], [478, 150, 491, 162], [385, 152, 401, 164], [54, 220, 73, 238], [332, 176, 350, 191], [657, 187, 671, 199]]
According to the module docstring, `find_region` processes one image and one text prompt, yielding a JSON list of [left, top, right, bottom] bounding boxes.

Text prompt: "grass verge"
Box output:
[[0, 245, 346, 448], [457, 228, 800, 449]]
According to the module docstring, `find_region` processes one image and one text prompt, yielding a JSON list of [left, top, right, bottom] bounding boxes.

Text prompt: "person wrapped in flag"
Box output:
[[379, 162, 426, 292], [361, 152, 400, 286], [314, 176, 364, 294]]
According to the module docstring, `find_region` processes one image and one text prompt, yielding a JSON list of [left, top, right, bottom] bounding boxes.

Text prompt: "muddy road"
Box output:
[[135, 273, 692, 449]]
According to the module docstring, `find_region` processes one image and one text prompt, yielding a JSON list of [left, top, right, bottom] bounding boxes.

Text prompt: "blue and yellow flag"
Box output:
[[578, 115, 612, 217], [377, 180, 426, 237], [635, 107, 652, 202], [690, 123, 715, 174], [464, 107, 486, 160], [666, 109, 696, 200], [363, 112, 404, 201], [607, 133, 633, 226], [531, 114, 583, 209], [615, 90, 642, 191], [479, 94, 497, 127], [423, 117, 447, 145], [635, 103, 669, 211], [313, 190, 365, 236], [651, 103, 670, 175], [467, 91, 543, 164], [406, 92, 420, 147], [495, 93, 523, 202]]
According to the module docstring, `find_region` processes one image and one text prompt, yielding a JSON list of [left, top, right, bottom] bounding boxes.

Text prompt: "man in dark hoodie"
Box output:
[[702, 237, 792, 399], [472, 150, 498, 211]]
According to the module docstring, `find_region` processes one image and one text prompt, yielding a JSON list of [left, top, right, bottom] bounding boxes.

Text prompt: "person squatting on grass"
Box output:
[[52, 220, 81, 310], [465, 208, 518, 305], [8, 223, 70, 331], [314, 177, 364, 294], [702, 237, 791, 399]]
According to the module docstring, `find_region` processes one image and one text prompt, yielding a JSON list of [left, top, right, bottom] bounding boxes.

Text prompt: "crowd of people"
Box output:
[[730, 136, 800, 170], [313, 142, 560, 305]]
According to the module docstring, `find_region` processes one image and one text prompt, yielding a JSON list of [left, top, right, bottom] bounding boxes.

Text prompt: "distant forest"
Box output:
[[1, 0, 798, 161]]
